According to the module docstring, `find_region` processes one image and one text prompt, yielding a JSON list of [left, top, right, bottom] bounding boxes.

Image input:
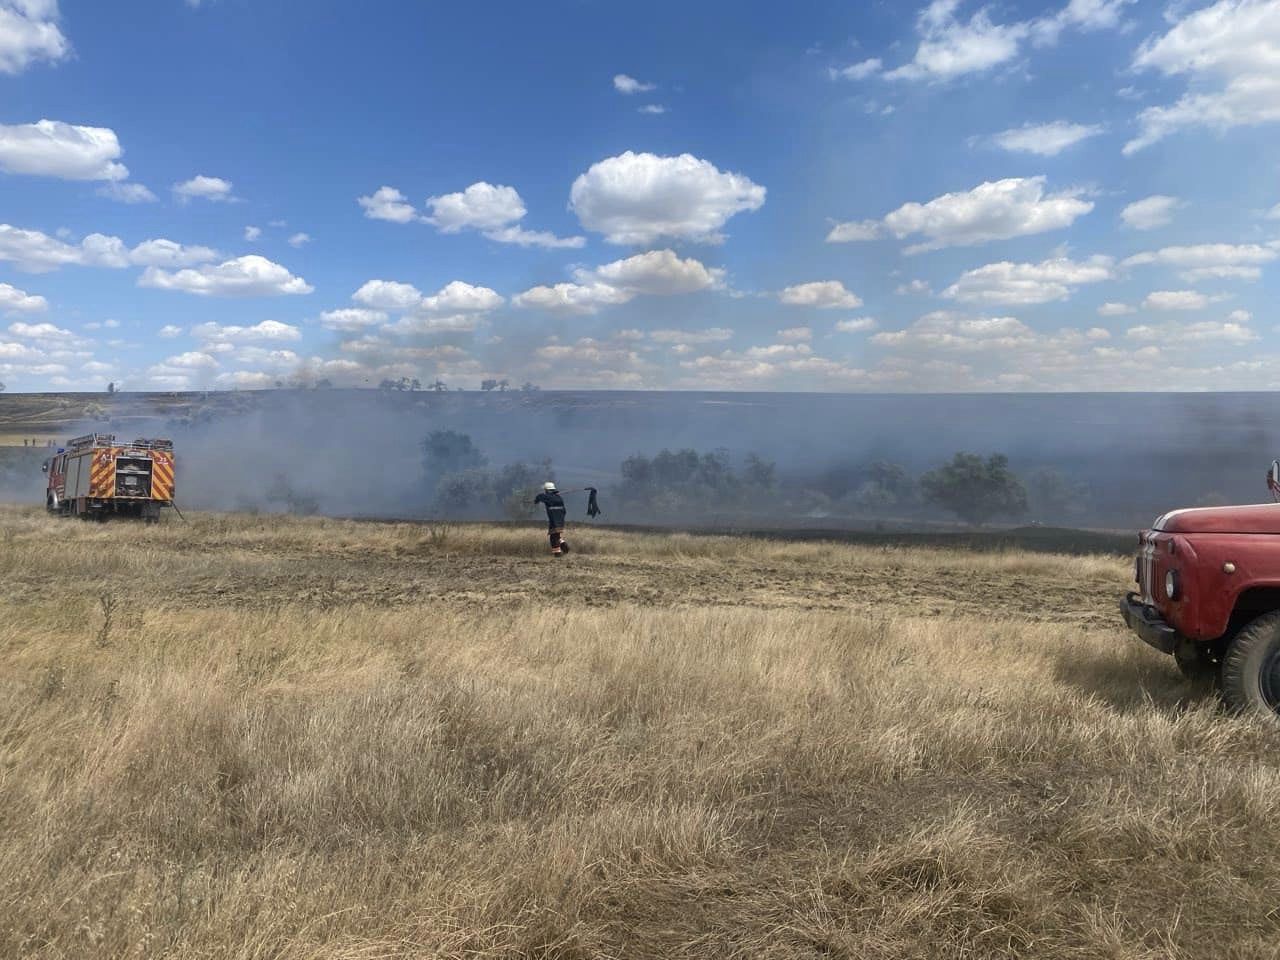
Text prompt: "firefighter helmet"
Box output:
[[543, 481, 557, 492]]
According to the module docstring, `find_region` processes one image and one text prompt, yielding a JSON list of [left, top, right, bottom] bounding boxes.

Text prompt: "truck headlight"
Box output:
[[1165, 570, 1180, 601]]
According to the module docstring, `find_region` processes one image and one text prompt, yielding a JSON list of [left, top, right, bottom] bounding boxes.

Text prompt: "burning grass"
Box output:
[[1, 506, 1278, 958]]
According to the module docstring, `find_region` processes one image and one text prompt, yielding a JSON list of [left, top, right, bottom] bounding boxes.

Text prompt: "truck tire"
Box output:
[[1221, 611, 1280, 716]]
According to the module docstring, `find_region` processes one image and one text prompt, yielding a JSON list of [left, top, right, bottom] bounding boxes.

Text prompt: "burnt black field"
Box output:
[[0, 389, 1275, 528]]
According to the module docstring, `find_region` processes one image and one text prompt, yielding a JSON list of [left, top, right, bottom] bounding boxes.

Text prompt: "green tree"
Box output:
[[422, 430, 487, 479], [920, 452, 1027, 526]]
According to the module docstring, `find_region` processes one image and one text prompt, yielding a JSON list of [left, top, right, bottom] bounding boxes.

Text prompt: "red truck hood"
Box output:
[[1154, 503, 1280, 534]]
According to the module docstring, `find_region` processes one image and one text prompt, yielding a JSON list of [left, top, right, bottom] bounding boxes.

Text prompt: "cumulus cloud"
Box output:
[[419, 280, 504, 313], [989, 120, 1104, 156], [613, 73, 656, 94], [172, 174, 234, 202], [352, 280, 424, 311], [288, 232, 311, 248], [0, 0, 69, 74], [158, 324, 182, 338], [886, 177, 1094, 253], [0, 119, 130, 181], [649, 328, 735, 344], [1121, 195, 1181, 230], [419, 181, 583, 248], [826, 219, 883, 243], [191, 319, 302, 343], [0, 281, 46, 312], [777, 326, 812, 342], [1123, 243, 1277, 282], [1142, 290, 1212, 311], [1097, 301, 1136, 315], [1126, 0, 1280, 153], [778, 280, 863, 309], [139, 255, 313, 297], [8, 320, 72, 340], [886, 0, 1134, 83], [358, 185, 418, 224], [942, 255, 1113, 305], [1127, 317, 1256, 344], [244, 225, 261, 241], [515, 249, 723, 314], [872, 311, 1037, 350], [830, 179, 1094, 252], [569, 151, 765, 245], [128, 238, 220, 268], [0, 224, 129, 272]]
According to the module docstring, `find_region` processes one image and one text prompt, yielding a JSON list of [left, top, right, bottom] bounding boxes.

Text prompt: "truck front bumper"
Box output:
[[1119, 592, 1178, 655]]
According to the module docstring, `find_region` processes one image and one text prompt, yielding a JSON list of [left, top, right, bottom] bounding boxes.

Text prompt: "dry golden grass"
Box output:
[[2, 506, 1278, 959]]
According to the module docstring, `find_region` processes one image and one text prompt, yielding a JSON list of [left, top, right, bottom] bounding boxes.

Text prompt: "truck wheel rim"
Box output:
[[1261, 649, 1280, 713]]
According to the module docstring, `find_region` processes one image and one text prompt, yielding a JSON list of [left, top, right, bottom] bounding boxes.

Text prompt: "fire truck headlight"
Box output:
[[1165, 570, 1180, 601]]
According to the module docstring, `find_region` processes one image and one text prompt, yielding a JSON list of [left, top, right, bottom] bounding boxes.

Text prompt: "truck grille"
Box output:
[[1139, 538, 1158, 606]]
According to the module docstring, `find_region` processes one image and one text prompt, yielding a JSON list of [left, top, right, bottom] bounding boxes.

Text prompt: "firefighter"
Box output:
[[533, 481, 569, 556]]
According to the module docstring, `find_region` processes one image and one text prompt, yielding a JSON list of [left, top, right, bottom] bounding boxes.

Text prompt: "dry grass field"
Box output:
[[2, 506, 1279, 959]]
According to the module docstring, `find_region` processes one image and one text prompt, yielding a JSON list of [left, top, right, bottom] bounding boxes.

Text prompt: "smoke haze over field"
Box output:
[[3, 390, 1278, 528]]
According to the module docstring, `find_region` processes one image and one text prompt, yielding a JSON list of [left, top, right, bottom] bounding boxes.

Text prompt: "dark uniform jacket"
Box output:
[[534, 490, 567, 530]]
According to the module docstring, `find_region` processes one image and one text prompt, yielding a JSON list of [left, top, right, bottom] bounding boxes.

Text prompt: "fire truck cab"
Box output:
[[43, 434, 175, 521]]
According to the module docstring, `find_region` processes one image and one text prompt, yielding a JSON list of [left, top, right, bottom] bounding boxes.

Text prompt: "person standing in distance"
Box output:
[[534, 481, 569, 555]]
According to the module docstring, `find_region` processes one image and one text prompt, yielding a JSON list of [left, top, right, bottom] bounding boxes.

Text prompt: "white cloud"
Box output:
[[319, 308, 387, 332], [97, 182, 156, 203], [159, 351, 219, 369], [352, 279, 424, 311], [830, 58, 883, 80], [836, 317, 879, 332], [0, 281, 46, 312], [172, 175, 234, 202], [638, 104, 667, 115], [158, 324, 182, 338], [1098, 301, 1136, 315], [778, 280, 863, 309], [826, 219, 882, 243], [1126, 0, 1280, 153], [426, 181, 525, 232], [244, 225, 261, 241], [1121, 195, 1181, 230], [942, 255, 1113, 305], [421, 181, 583, 249], [896, 279, 933, 295], [0, 224, 128, 272], [288, 232, 310, 248], [881, 176, 1094, 253], [989, 120, 1104, 155], [139, 255, 312, 297], [0, 0, 69, 75], [358, 186, 418, 223], [0, 119, 129, 181], [1127, 318, 1256, 344], [569, 151, 765, 245], [191, 320, 301, 344], [482, 225, 585, 249], [8, 320, 71, 340], [1267, 202, 1280, 221], [128, 238, 219, 268], [872, 311, 1037, 351], [515, 249, 723, 314], [1142, 290, 1211, 311], [420, 280, 503, 313], [1123, 243, 1276, 282], [886, 0, 1134, 83], [776, 326, 812, 342], [613, 73, 656, 94], [587, 249, 724, 295]]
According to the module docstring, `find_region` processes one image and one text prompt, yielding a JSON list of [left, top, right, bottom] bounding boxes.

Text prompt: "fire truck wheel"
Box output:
[[1221, 611, 1280, 717]]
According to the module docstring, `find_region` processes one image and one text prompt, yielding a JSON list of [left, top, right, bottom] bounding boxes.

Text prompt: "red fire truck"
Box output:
[[43, 434, 176, 521]]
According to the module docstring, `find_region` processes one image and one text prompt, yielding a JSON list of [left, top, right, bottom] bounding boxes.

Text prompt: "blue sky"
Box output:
[[1, 0, 1278, 392]]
